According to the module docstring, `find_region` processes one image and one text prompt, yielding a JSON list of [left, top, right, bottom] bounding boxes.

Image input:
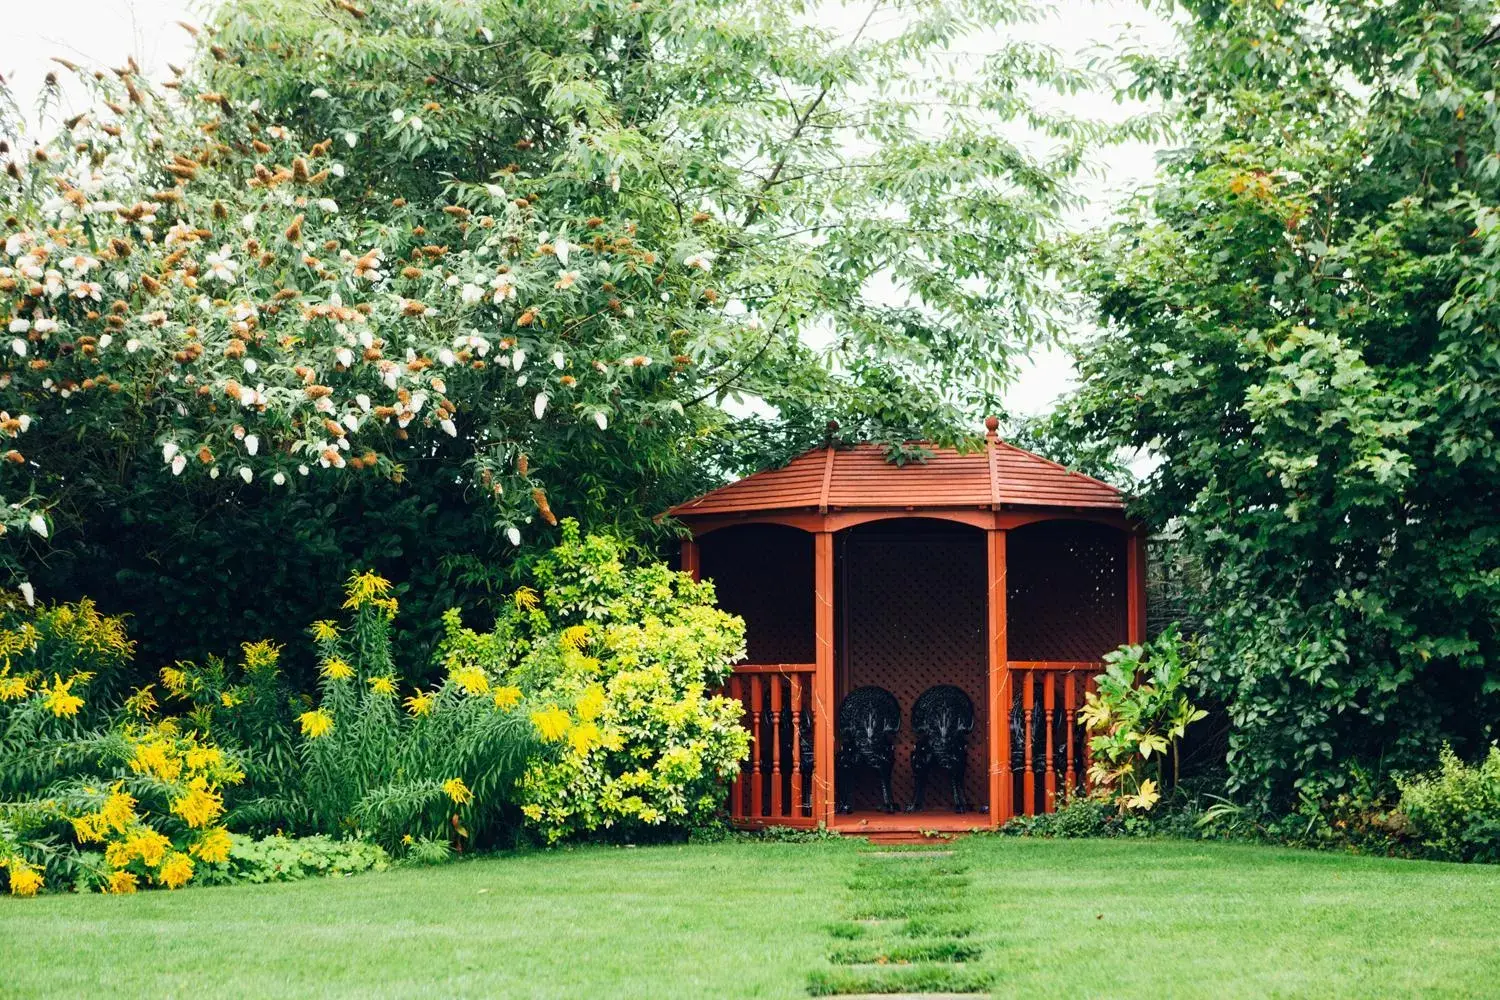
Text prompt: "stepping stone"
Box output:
[[863, 850, 955, 858]]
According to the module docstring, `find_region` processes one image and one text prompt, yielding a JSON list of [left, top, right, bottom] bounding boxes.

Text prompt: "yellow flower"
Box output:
[[117, 828, 171, 868], [130, 739, 183, 782], [513, 586, 539, 612], [71, 813, 106, 843], [311, 619, 340, 642], [190, 827, 233, 864], [106, 869, 139, 895], [298, 708, 334, 739], [568, 720, 601, 756], [404, 691, 435, 716], [0, 672, 29, 701], [124, 685, 157, 717], [241, 639, 282, 673], [442, 777, 473, 805], [492, 686, 522, 710], [450, 665, 490, 696], [560, 624, 591, 651], [100, 784, 137, 833], [576, 685, 606, 722], [368, 675, 397, 697], [185, 745, 223, 771], [157, 851, 194, 890], [343, 570, 393, 609], [531, 706, 571, 742], [171, 777, 224, 829], [41, 673, 84, 717], [220, 690, 242, 708], [6, 863, 43, 897], [320, 657, 354, 682], [160, 664, 190, 696]]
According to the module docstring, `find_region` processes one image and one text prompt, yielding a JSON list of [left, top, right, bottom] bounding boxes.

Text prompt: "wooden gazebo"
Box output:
[[669, 420, 1145, 834]]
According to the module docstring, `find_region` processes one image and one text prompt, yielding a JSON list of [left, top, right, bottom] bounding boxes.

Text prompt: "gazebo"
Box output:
[[668, 420, 1145, 834]]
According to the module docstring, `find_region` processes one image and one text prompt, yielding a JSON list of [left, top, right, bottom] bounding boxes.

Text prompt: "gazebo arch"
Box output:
[[668, 422, 1145, 834]]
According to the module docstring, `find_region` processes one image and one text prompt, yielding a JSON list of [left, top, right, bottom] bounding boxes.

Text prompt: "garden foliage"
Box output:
[[1061, 0, 1500, 808], [1397, 745, 1500, 864]]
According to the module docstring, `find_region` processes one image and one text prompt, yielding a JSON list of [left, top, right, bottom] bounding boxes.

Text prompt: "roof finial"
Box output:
[[984, 415, 999, 437]]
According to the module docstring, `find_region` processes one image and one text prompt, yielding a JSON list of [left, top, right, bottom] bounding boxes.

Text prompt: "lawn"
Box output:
[[4, 837, 1499, 999]]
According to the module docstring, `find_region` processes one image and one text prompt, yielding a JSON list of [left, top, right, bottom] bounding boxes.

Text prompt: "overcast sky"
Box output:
[[1, 0, 1176, 418]]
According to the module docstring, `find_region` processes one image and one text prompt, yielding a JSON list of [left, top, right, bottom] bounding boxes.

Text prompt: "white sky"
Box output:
[[1, 0, 1175, 419]]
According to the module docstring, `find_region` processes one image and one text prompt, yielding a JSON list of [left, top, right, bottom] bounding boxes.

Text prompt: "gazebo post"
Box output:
[[680, 537, 699, 581], [813, 529, 836, 827], [987, 527, 1011, 827], [1127, 531, 1147, 644]]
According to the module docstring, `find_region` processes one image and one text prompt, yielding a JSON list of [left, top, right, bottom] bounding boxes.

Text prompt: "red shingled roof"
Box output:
[[667, 436, 1123, 517]]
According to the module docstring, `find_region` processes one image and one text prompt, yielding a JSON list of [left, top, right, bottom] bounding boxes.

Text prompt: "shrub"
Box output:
[[196, 834, 389, 885], [442, 521, 750, 843], [1081, 627, 1208, 812], [1396, 745, 1500, 863]]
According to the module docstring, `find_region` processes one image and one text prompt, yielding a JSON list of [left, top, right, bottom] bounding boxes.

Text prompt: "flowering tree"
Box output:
[[0, 0, 1108, 664]]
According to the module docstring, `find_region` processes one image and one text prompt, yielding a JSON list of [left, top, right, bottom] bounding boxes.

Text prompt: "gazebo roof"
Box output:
[[667, 435, 1124, 518]]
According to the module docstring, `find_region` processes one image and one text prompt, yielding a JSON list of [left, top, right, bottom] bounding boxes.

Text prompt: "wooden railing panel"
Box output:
[[1002, 661, 1099, 820], [726, 664, 817, 827]]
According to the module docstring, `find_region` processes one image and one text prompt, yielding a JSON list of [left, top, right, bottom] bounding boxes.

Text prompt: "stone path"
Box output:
[[805, 843, 992, 997]]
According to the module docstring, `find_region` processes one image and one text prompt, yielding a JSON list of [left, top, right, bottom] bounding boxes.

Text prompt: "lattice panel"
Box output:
[[1007, 521, 1127, 662], [699, 525, 815, 665], [839, 523, 989, 814]]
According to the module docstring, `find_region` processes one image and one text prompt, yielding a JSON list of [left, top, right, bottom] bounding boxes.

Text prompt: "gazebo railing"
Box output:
[[1001, 661, 1097, 817], [726, 664, 818, 826]]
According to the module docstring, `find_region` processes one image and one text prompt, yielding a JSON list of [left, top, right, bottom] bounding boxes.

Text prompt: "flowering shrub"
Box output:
[[442, 521, 749, 843], [0, 595, 243, 895]]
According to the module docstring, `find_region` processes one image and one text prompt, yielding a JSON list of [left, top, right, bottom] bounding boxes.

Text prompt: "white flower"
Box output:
[[10, 339, 26, 358], [27, 513, 47, 538], [331, 163, 345, 178], [62, 254, 98, 274], [512, 350, 526, 371], [356, 393, 371, 412], [18, 581, 34, 607], [438, 348, 456, 366], [490, 272, 516, 302], [162, 441, 179, 463], [440, 418, 457, 437], [336, 347, 354, 367], [553, 236, 572, 265], [96, 333, 110, 349], [126, 338, 141, 353], [554, 270, 579, 290], [243, 358, 258, 374], [552, 351, 566, 369], [609, 171, 620, 193], [239, 467, 253, 484], [299, 464, 310, 476], [391, 108, 406, 123], [70, 281, 103, 301], [317, 199, 339, 213], [533, 393, 549, 419], [245, 434, 259, 456], [460, 283, 484, 305], [8, 319, 29, 334], [171, 454, 187, 476], [344, 131, 358, 148], [485, 183, 506, 200], [272, 471, 286, 486], [684, 251, 715, 272], [205, 246, 238, 284], [210, 466, 221, 480], [241, 213, 257, 233], [506, 526, 522, 546], [408, 116, 424, 132], [593, 411, 608, 431], [310, 87, 331, 99]]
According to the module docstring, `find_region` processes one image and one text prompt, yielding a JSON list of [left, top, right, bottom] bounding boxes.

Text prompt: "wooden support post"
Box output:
[[1022, 673, 1036, 816], [789, 673, 804, 819], [1043, 673, 1057, 812], [1127, 531, 1146, 645], [813, 530, 836, 828], [769, 676, 784, 818], [680, 537, 700, 582], [987, 528, 1011, 827]]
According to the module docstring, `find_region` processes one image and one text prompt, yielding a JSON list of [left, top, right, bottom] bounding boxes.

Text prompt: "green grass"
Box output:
[[4, 837, 1500, 999]]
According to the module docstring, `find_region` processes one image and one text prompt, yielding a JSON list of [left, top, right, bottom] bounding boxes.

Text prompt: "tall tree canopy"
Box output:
[[0, 0, 1101, 670], [1065, 0, 1500, 806]]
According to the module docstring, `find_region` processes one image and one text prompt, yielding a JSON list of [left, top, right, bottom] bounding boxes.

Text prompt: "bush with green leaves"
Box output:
[[1396, 745, 1500, 864], [441, 520, 749, 843], [196, 833, 389, 886], [1080, 627, 1207, 812]]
